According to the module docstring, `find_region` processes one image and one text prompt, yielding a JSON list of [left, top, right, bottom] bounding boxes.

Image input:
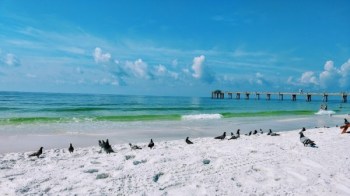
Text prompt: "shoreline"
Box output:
[[0, 114, 348, 154], [1, 126, 349, 195]]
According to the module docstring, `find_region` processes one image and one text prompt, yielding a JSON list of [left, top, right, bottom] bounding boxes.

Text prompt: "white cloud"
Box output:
[[93, 47, 111, 63], [3, 53, 21, 66], [155, 64, 166, 75], [192, 55, 205, 79], [153, 64, 179, 80], [300, 71, 318, 85], [319, 60, 340, 88], [125, 59, 150, 79], [290, 59, 350, 90], [191, 55, 215, 83]]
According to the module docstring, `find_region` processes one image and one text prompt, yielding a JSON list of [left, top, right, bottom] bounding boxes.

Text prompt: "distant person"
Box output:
[[340, 118, 350, 134]]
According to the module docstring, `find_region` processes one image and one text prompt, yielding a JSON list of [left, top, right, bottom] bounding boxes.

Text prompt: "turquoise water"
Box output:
[[0, 91, 348, 153], [0, 91, 348, 125]]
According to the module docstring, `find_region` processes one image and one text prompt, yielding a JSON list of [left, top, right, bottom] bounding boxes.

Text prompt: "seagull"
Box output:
[[68, 143, 74, 153], [129, 143, 142, 150], [299, 132, 317, 147], [253, 130, 258, 135], [228, 130, 240, 140], [148, 139, 154, 149], [268, 129, 280, 136], [28, 147, 43, 158], [104, 139, 115, 154], [185, 137, 193, 144], [214, 132, 226, 140]]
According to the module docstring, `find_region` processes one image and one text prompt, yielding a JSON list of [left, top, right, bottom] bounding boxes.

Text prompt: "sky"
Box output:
[[0, 0, 349, 97]]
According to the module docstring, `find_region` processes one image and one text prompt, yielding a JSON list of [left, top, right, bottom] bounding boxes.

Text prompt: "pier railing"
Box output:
[[211, 91, 348, 103]]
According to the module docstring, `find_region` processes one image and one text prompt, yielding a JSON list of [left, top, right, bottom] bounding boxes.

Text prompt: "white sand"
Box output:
[[1, 127, 350, 195]]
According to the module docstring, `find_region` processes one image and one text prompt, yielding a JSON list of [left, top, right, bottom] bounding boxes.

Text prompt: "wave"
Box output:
[[0, 110, 315, 125], [181, 114, 223, 120], [315, 109, 336, 115], [0, 115, 182, 125], [221, 110, 314, 118]]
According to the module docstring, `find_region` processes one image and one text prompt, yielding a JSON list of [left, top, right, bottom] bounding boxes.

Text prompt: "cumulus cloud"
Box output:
[[155, 64, 166, 75], [300, 71, 318, 85], [153, 64, 179, 80], [93, 47, 111, 63], [2, 53, 21, 66], [289, 59, 350, 90], [191, 55, 215, 83], [192, 55, 205, 79], [125, 59, 151, 79], [248, 72, 269, 86], [319, 60, 340, 88]]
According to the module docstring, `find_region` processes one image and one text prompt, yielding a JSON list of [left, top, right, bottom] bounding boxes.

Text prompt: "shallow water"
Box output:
[[0, 91, 348, 153]]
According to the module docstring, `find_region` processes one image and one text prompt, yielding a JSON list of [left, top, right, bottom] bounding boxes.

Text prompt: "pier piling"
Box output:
[[212, 91, 348, 102]]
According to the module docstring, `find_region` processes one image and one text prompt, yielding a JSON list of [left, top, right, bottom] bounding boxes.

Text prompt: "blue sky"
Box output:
[[0, 0, 349, 96]]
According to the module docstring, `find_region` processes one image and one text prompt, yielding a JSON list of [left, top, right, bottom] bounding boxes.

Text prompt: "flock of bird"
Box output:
[[28, 118, 350, 158]]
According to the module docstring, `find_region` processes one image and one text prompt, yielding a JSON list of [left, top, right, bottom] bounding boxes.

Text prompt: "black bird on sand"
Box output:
[[28, 147, 43, 158], [129, 143, 142, 150], [228, 129, 240, 140], [148, 139, 155, 149], [104, 139, 115, 153], [214, 132, 226, 140], [301, 127, 306, 132], [98, 139, 115, 153], [268, 129, 280, 136], [299, 131, 317, 147], [185, 137, 194, 144], [245, 131, 252, 136], [68, 143, 74, 153], [253, 130, 258, 135]]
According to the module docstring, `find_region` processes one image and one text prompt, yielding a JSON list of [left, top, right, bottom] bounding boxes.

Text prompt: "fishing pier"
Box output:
[[211, 90, 348, 103]]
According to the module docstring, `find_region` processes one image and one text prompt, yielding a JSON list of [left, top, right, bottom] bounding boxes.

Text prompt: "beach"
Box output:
[[1, 92, 350, 195], [1, 126, 350, 195]]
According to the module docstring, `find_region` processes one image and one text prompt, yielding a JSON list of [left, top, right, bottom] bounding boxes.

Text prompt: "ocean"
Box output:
[[0, 91, 348, 152]]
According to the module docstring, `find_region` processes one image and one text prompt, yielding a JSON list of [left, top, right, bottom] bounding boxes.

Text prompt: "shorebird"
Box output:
[[148, 139, 154, 149], [214, 132, 226, 140], [28, 147, 43, 158], [245, 131, 252, 136], [129, 143, 142, 150], [299, 132, 316, 147], [185, 137, 194, 144], [268, 129, 280, 136], [253, 130, 258, 135], [228, 130, 240, 140], [68, 143, 74, 153], [104, 139, 115, 153]]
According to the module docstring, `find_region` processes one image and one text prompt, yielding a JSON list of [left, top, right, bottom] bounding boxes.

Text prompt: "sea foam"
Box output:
[[181, 114, 222, 120]]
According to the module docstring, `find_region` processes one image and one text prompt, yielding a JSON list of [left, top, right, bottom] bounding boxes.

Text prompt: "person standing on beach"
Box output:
[[340, 118, 350, 134]]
